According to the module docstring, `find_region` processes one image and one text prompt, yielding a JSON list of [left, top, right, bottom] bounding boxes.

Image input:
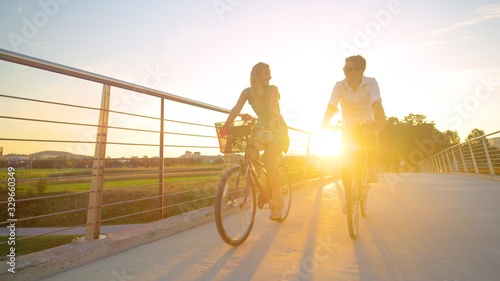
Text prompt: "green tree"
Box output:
[[466, 128, 486, 146], [443, 130, 460, 146], [466, 128, 485, 142], [402, 113, 431, 126], [130, 156, 140, 167], [378, 113, 459, 172]]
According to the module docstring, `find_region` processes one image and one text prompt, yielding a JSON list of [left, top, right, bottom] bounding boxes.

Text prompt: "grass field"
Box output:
[[0, 161, 325, 256], [0, 235, 83, 257]]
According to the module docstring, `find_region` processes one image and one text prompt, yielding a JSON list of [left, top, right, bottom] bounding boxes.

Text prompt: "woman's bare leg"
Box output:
[[262, 143, 281, 201]]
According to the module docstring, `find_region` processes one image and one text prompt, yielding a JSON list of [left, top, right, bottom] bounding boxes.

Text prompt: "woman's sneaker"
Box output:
[[270, 198, 284, 221]]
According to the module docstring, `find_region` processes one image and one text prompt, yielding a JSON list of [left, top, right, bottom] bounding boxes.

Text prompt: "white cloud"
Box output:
[[432, 3, 500, 35], [476, 3, 500, 20], [381, 36, 473, 56]]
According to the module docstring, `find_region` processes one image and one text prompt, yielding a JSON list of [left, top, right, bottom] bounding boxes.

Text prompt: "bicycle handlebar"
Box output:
[[322, 121, 378, 131]]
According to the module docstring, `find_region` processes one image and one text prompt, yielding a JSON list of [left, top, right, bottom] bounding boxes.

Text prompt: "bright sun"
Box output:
[[310, 130, 342, 156]]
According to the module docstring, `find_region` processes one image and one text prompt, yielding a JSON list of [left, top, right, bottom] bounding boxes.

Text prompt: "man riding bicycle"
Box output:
[[321, 55, 387, 183]]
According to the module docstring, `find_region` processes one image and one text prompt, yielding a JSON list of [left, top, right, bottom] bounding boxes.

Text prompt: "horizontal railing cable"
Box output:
[[0, 207, 91, 226], [99, 195, 216, 224], [0, 94, 217, 129], [0, 50, 309, 132], [0, 190, 93, 204], [0, 223, 91, 245], [0, 49, 234, 114], [0, 137, 219, 148], [102, 176, 220, 193], [0, 174, 92, 184], [101, 186, 217, 208]]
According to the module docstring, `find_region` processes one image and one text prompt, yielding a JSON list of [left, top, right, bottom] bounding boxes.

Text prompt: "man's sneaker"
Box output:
[[368, 168, 378, 183]]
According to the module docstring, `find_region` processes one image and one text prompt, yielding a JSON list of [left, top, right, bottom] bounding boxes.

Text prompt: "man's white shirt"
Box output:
[[328, 76, 381, 126]]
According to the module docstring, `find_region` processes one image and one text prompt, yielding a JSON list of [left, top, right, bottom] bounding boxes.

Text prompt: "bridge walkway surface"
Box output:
[[41, 173, 500, 281]]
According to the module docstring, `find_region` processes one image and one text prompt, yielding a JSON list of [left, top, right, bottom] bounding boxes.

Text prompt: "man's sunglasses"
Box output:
[[343, 67, 358, 72]]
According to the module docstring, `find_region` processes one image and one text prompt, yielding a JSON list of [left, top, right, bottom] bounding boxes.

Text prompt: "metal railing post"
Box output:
[[223, 153, 231, 174], [158, 99, 165, 220], [436, 155, 442, 172], [469, 142, 479, 174], [450, 147, 458, 172], [303, 134, 311, 182], [441, 153, 447, 172], [85, 84, 110, 241], [445, 149, 452, 172], [458, 144, 467, 173], [482, 137, 495, 175]]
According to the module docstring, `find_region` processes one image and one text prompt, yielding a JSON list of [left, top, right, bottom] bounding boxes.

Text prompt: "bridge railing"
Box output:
[[419, 131, 500, 176], [0, 48, 337, 250]]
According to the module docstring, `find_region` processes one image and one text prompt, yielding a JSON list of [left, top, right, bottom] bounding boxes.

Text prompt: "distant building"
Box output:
[[489, 137, 500, 149], [180, 151, 193, 158], [38, 154, 60, 159], [200, 155, 223, 163], [8, 156, 30, 166], [179, 151, 223, 163], [0, 147, 3, 157]]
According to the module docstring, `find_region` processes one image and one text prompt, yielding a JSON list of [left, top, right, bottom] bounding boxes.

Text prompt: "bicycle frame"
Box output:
[[342, 128, 369, 192], [331, 122, 374, 239], [229, 155, 270, 207]]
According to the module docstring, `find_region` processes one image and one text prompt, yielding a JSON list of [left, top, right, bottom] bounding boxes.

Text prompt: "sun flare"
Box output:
[[310, 130, 342, 156]]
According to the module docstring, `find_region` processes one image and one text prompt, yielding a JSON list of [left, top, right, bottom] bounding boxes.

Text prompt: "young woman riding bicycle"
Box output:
[[221, 62, 290, 220]]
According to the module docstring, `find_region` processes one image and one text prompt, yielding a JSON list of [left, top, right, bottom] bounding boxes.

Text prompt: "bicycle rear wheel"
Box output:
[[344, 163, 360, 240], [215, 166, 256, 246], [360, 174, 368, 217], [274, 165, 292, 223]]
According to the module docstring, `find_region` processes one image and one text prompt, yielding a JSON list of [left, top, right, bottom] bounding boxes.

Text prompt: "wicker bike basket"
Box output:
[[215, 120, 255, 153]]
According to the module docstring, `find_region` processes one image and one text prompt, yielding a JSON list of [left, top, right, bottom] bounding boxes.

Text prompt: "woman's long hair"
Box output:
[[249, 62, 269, 114]]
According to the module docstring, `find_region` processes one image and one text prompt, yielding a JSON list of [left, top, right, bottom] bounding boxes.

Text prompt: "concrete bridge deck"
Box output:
[[31, 174, 500, 280]]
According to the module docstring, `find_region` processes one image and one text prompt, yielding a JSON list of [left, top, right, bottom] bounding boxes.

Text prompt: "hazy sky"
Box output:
[[1, 0, 499, 157]]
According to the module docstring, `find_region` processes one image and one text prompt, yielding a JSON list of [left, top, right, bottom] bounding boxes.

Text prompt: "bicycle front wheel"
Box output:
[[215, 166, 256, 246], [275, 165, 292, 223]]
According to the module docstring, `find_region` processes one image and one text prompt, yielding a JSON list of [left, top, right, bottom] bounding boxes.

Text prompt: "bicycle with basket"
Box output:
[[213, 118, 292, 246]]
